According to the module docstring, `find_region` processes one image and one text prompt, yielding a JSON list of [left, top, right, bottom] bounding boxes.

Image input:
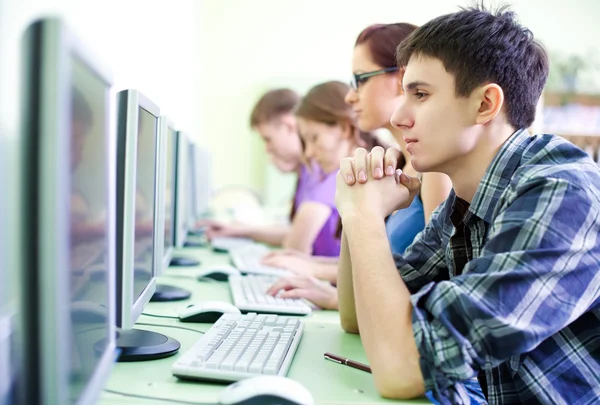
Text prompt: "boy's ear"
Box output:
[[396, 68, 406, 96], [340, 121, 353, 140], [474, 83, 504, 125]]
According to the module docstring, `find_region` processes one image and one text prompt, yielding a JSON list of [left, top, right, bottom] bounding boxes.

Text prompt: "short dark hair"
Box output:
[[249, 88, 300, 127], [396, 3, 549, 129]]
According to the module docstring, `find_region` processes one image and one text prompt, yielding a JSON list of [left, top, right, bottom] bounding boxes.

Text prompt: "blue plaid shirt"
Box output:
[[395, 129, 600, 404]]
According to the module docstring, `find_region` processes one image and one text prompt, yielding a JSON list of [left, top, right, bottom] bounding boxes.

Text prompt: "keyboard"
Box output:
[[229, 244, 292, 277], [229, 275, 312, 316], [172, 313, 303, 382], [210, 236, 255, 252]]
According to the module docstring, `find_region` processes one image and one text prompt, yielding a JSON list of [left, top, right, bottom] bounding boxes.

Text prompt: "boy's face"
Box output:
[[255, 115, 302, 173], [391, 55, 479, 174]]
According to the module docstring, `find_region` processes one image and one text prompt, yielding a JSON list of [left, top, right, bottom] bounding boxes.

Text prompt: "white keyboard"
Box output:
[[229, 275, 312, 316], [172, 313, 303, 382], [229, 244, 292, 277], [210, 236, 255, 252]]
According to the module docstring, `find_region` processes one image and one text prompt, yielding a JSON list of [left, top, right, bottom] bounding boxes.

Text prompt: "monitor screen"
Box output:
[[19, 17, 116, 404], [164, 126, 176, 255], [186, 142, 196, 227], [68, 55, 112, 401], [132, 107, 157, 303], [193, 146, 212, 219], [174, 132, 189, 248]]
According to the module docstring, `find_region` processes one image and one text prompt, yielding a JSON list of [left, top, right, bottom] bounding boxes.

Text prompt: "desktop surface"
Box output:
[[99, 246, 430, 404]]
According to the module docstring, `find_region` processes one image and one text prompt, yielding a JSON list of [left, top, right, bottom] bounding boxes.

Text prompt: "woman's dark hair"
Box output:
[[355, 23, 418, 68]]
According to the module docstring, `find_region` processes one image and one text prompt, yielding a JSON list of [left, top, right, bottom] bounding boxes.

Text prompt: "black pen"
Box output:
[[324, 352, 372, 373]]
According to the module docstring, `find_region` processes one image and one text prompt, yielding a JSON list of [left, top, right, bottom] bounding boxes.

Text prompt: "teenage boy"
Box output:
[[336, 5, 600, 404]]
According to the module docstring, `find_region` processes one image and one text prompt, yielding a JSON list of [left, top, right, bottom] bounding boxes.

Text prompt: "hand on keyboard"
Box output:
[[266, 276, 338, 310], [229, 275, 312, 315]]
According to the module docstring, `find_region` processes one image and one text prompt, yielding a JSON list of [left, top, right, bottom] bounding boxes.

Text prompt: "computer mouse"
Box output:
[[196, 265, 241, 281], [178, 301, 241, 323], [219, 376, 314, 405]]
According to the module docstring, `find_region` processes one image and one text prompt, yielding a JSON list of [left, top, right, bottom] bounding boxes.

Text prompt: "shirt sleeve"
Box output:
[[410, 177, 600, 403], [303, 172, 337, 209], [394, 199, 451, 293]]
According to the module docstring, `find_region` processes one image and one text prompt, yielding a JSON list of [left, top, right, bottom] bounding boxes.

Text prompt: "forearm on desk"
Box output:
[[344, 214, 425, 399], [314, 261, 338, 284], [337, 231, 359, 333], [246, 225, 289, 246]]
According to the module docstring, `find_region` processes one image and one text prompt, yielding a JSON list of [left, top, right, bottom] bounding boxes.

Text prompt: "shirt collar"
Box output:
[[468, 128, 531, 224]]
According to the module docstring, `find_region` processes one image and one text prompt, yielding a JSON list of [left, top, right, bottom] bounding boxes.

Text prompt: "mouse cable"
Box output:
[[136, 322, 205, 335], [141, 312, 179, 320], [104, 388, 214, 405]]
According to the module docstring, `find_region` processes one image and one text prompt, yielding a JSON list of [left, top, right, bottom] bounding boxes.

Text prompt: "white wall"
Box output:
[[0, 0, 200, 298], [1, 0, 599, 249], [195, 0, 600, 199]]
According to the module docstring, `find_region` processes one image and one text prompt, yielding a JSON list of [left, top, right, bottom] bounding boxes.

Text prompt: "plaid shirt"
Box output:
[[395, 129, 600, 404]]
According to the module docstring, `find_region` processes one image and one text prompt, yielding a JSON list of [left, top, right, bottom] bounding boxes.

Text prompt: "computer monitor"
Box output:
[[150, 118, 194, 301], [19, 17, 117, 404], [161, 126, 199, 266], [178, 138, 205, 248], [159, 117, 174, 272], [113, 89, 180, 361], [173, 131, 194, 248], [190, 143, 212, 221], [0, 288, 12, 405], [0, 208, 13, 401]]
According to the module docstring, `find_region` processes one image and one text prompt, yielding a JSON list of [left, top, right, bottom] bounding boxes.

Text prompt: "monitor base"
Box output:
[[170, 256, 200, 267], [150, 284, 191, 302], [96, 329, 180, 362]]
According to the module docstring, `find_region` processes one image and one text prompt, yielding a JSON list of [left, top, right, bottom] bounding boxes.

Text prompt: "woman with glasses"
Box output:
[[345, 23, 451, 252], [264, 23, 451, 283]]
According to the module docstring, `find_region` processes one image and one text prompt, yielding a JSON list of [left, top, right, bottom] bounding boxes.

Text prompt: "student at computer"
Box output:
[[263, 23, 451, 281], [336, 5, 600, 403], [202, 89, 324, 254], [288, 80, 387, 257]]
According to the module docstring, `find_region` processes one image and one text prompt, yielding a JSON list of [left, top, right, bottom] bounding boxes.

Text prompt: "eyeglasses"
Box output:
[[350, 67, 399, 90]]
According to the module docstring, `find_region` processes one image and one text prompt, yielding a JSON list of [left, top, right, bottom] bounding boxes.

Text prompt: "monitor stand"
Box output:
[[170, 256, 200, 267], [95, 329, 181, 362], [151, 284, 191, 302]]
